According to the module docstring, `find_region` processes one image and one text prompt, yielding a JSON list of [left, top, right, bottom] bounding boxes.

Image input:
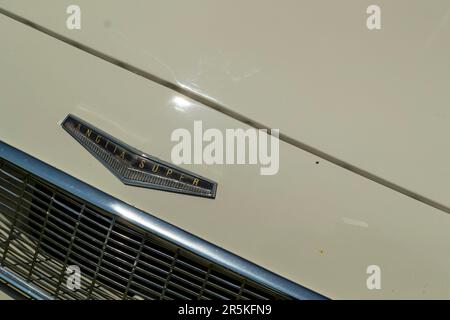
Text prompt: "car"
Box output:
[[0, 1, 449, 301]]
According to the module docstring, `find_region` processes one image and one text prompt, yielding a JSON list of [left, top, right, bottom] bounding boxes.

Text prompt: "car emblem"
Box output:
[[62, 114, 217, 199]]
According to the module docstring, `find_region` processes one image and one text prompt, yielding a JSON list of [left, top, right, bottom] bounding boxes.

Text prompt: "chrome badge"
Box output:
[[62, 115, 217, 199]]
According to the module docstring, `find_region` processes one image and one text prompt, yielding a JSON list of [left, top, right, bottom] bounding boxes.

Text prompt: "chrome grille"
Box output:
[[0, 158, 288, 300]]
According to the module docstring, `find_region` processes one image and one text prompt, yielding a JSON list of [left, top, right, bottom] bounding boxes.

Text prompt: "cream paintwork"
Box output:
[[0, 0, 449, 211], [1, 15, 450, 299], [0, 290, 12, 300]]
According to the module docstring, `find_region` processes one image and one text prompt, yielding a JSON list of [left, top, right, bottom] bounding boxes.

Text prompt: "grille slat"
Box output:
[[0, 158, 288, 300]]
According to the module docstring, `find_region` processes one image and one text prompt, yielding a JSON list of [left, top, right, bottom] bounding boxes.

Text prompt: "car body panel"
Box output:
[[0, 0, 449, 211], [1, 15, 450, 299], [0, 290, 12, 300]]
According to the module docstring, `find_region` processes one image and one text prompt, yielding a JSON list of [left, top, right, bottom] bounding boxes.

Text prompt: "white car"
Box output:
[[0, 1, 449, 300]]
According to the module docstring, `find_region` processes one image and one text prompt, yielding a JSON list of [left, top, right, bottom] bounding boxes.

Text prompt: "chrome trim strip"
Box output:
[[0, 267, 54, 300], [0, 141, 327, 300]]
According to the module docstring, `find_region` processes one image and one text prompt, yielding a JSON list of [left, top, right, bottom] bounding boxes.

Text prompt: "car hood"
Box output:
[[1, 0, 449, 211], [1, 1, 450, 299]]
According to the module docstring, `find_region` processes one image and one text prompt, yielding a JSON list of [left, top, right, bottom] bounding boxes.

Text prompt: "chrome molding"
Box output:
[[0, 267, 54, 300], [0, 141, 327, 300]]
